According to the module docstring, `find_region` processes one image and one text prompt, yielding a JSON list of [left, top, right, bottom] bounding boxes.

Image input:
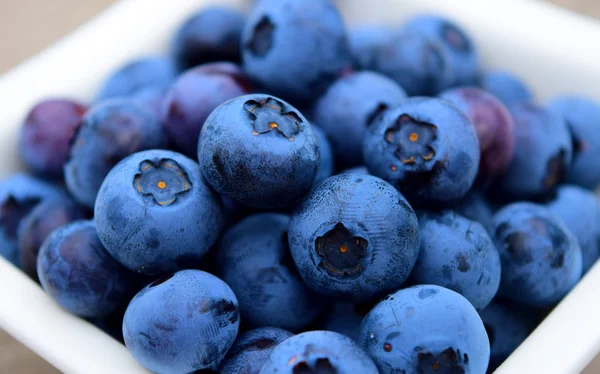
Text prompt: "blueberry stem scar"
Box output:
[[385, 114, 438, 167], [133, 158, 192, 206], [244, 98, 301, 141], [315, 222, 368, 276]]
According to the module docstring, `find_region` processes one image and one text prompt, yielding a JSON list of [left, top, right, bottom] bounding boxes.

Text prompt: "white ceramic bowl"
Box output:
[[1, 0, 600, 373]]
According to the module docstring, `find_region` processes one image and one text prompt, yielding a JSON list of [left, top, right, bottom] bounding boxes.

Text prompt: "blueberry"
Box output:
[[411, 210, 501, 311], [288, 174, 420, 302], [97, 57, 177, 100], [548, 96, 600, 189], [0, 174, 63, 266], [359, 285, 490, 374], [363, 97, 480, 206], [64, 99, 167, 208], [479, 299, 539, 373], [339, 166, 369, 175], [217, 213, 324, 331], [199, 94, 319, 209], [260, 331, 378, 374], [18, 197, 88, 281], [18, 99, 86, 179], [312, 126, 334, 186], [241, 0, 350, 103], [313, 71, 407, 168], [162, 62, 251, 158], [451, 190, 495, 234], [402, 15, 479, 87], [132, 87, 168, 118], [493, 203, 582, 308], [322, 303, 369, 342], [220, 327, 293, 374], [496, 103, 572, 200], [95, 150, 224, 276], [122, 270, 240, 373], [547, 185, 600, 273], [439, 87, 515, 178], [37, 220, 132, 317], [348, 25, 395, 70], [479, 70, 533, 107], [193, 59, 254, 85], [172, 7, 246, 70], [370, 31, 453, 96]]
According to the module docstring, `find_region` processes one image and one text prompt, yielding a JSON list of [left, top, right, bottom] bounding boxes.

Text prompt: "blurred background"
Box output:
[[0, 0, 599, 73], [0, 0, 598, 373]]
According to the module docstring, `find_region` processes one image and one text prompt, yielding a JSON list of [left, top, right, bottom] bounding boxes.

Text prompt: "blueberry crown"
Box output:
[[133, 158, 192, 206], [244, 97, 301, 141], [385, 114, 438, 170]]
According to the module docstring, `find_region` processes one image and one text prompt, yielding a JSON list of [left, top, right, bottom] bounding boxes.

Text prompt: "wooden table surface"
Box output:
[[1, 0, 599, 373]]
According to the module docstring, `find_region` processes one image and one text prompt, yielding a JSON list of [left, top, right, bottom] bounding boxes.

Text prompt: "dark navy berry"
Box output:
[[199, 94, 319, 209], [548, 185, 600, 273], [122, 270, 240, 373], [371, 31, 453, 96], [363, 97, 480, 206], [348, 25, 394, 70], [162, 62, 250, 158], [452, 190, 495, 234], [548, 96, 600, 189], [97, 57, 177, 100], [493, 203, 582, 308], [497, 103, 572, 200], [172, 7, 245, 70], [359, 285, 490, 374], [220, 327, 293, 374], [322, 303, 368, 342], [95, 150, 224, 276], [479, 300, 539, 373], [18, 197, 88, 281], [439, 87, 515, 178], [217, 213, 324, 331], [89, 300, 130, 343], [480, 70, 533, 107], [18, 99, 86, 179], [64, 99, 167, 208], [289, 174, 420, 302], [260, 331, 378, 374], [402, 15, 479, 87], [0, 174, 63, 266], [313, 71, 407, 168], [241, 0, 350, 103], [411, 210, 501, 311], [312, 126, 334, 186], [221, 196, 257, 227], [37, 220, 132, 317]]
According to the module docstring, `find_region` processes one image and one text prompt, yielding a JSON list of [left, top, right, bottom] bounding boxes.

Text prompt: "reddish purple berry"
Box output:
[[18, 198, 88, 281], [440, 87, 515, 178], [19, 99, 86, 178], [162, 62, 251, 157]]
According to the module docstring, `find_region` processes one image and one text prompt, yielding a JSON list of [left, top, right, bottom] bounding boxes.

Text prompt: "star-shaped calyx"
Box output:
[[385, 114, 438, 170], [315, 222, 368, 276], [244, 97, 301, 141], [133, 159, 192, 206]]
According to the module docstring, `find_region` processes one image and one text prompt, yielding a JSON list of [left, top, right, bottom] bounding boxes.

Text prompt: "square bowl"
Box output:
[[1, 0, 600, 373]]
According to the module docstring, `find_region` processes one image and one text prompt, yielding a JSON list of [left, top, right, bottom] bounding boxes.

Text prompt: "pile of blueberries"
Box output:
[[3, 0, 600, 373]]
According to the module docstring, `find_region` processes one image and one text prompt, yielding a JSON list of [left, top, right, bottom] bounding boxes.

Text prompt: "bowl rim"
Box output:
[[1, 0, 600, 373]]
